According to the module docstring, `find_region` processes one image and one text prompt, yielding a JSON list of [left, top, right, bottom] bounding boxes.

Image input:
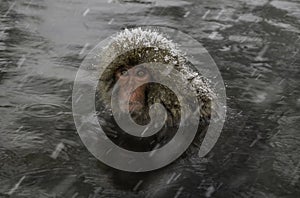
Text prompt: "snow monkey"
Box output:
[[96, 28, 213, 152], [114, 64, 151, 113]]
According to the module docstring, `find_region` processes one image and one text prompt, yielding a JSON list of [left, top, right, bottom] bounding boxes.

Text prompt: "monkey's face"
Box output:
[[115, 66, 151, 113]]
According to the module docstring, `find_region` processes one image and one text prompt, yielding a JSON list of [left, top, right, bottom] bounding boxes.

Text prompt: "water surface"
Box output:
[[0, 0, 299, 197]]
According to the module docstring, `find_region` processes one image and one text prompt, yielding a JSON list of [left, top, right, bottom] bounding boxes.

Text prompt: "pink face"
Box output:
[[115, 66, 151, 112]]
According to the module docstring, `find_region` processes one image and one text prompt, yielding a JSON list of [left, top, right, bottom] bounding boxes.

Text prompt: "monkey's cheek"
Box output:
[[118, 101, 128, 112]]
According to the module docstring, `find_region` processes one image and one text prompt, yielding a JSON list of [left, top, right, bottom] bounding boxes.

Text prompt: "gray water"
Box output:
[[0, 0, 299, 197]]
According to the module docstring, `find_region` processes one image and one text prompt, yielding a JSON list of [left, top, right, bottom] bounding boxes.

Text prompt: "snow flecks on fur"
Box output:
[[111, 27, 185, 64], [107, 27, 214, 100]]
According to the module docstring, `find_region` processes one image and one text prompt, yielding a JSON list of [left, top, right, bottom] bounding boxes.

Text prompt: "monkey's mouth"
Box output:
[[119, 101, 143, 112], [128, 101, 144, 112]]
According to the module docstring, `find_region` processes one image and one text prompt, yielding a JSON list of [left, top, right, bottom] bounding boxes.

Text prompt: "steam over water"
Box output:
[[0, 0, 299, 197]]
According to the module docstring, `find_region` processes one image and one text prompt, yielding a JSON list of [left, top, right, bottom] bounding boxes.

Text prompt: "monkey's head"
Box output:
[[96, 28, 214, 151], [115, 65, 151, 113]]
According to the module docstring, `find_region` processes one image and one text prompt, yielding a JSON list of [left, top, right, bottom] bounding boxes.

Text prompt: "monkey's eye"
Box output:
[[136, 70, 146, 77], [120, 69, 129, 76]]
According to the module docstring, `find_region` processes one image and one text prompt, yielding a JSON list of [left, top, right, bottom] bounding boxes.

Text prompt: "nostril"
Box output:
[[129, 101, 141, 105]]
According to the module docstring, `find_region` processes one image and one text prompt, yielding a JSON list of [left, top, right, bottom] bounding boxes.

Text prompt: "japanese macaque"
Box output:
[[115, 65, 151, 113], [96, 28, 213, 152]]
